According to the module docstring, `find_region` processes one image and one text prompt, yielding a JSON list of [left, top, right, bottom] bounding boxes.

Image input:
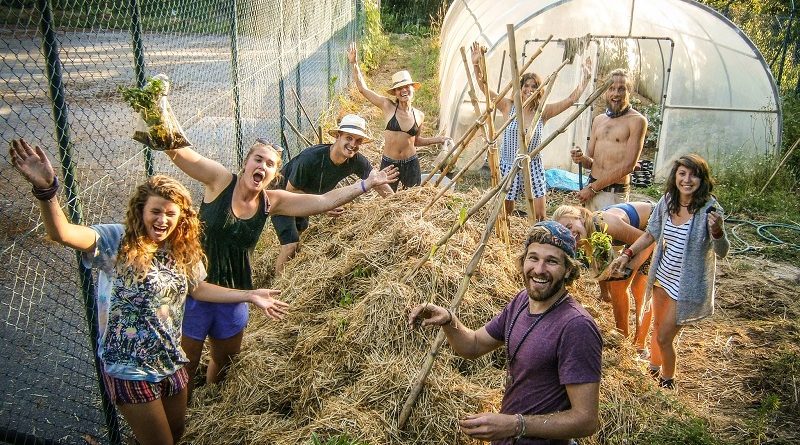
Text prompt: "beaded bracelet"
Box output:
[[32, 176, 60, 201]]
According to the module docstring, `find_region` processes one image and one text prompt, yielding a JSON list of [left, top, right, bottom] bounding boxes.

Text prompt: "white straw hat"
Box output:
[[386, 70, 421, 94], [327, 114, 373, 143]]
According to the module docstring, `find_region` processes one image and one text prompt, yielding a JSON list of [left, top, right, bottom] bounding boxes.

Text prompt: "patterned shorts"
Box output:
[[499, 154, 546, 201], [103, 367, 189, 405]]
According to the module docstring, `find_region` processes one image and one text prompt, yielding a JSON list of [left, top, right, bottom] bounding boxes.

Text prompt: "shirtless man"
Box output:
[[571, 69, 647, 211], [348, 42, 450, 191]]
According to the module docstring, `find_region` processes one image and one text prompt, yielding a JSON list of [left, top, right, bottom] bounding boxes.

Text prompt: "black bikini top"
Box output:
[[385, 102, 419, 136]]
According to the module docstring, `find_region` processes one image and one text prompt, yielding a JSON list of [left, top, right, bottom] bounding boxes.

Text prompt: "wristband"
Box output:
[[587, 185, 598, 195], [515, 413, 526, 439], [360, 179, 367, 193], [622, 247, 634, 258], [444, 308, 455, 327], [31, 176, 60, 201]]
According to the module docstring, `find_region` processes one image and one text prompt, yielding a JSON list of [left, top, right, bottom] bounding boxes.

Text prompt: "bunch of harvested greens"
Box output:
[[581, 218, 618, 280], [119, 74, 191, 151]]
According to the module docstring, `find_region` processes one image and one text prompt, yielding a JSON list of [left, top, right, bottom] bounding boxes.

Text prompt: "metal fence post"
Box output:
[[229, 0, 245, 166], [38, 0, 122, 443], [128, 0, 153, 177], [278, 0, 288, 151]]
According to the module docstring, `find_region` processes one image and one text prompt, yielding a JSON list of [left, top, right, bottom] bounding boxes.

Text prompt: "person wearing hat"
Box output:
[[156, 118, 397, 399], [408, 221, 602, 444], [272, 114, 397, 275], [348, 42, 451, 191]]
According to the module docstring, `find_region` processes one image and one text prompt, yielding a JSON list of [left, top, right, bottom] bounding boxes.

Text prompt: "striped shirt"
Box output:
[[655, 216, 692, 300]]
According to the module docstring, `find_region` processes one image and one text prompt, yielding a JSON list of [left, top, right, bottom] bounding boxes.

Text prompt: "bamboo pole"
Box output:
[[760, 136, 800, 193], [398, 84, 612, 425], [291, 87, 321, 143], [420, 120, 483, 186], [283, 115, 314, 147], [477, 45, 510, 244], [507, 24, 537, 223], [407, 78, 611, 281], [398, 189, 506, 429], [421, 69, 564, 215], [403, 175, 509, 283], [421, 37, 554, 183]]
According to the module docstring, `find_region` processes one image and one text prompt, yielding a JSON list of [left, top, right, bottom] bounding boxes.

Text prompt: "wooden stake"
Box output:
[[421, 37, 554, 183], [508, 24, 537, 222], [760, 136, 800, 194], [291, 87, 321, 143], [398, 189, 505, 429], [283, 115, 314, 147]]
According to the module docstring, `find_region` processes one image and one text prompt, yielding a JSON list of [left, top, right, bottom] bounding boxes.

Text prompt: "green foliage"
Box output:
[[639, 102, 663, 149], [119, 77, 165, 116], [359, 0, 389, 73], [380, 0, 447, 36], [746, 394, 782, 444], [338, 288, 355, 308], [754, 351, 800, 421], [310, 432, 367, 445], [640, 416, 723, 445]]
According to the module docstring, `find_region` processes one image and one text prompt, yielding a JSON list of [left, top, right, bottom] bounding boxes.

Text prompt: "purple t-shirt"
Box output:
[[484, 290, 603, 445]]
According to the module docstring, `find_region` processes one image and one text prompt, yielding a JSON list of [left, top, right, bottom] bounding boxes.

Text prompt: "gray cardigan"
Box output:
[[645, 195, 730, 324]]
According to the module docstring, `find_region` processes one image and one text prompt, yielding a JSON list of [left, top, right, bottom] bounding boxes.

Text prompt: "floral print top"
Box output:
[[82, 224, 205, 382]]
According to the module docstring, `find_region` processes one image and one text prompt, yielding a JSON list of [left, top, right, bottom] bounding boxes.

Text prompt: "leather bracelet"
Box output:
[[31, 176, 59, 201], [622, 247, 634, 258]]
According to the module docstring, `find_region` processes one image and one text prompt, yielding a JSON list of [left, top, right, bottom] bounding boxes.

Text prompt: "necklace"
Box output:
[[504, 292, 569, 385], [605, 105, 630, 118]]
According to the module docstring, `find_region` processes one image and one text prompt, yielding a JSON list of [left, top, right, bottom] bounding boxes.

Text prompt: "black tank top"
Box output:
[[199, 174, 270, 290], [385, 102, 419, 136]]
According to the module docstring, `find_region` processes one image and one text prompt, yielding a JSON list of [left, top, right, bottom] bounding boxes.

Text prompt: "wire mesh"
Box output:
[[0, 0, 360, 443]]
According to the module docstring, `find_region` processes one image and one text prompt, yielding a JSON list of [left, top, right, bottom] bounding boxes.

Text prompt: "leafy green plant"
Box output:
[[339, 289, 355, 307], [119, 75, 190, 151], [640, 102, 663, 149], [359, 0, 389, 72]]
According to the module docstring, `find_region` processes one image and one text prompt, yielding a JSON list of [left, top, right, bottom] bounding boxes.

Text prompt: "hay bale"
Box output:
[[182, 186, 709, 444]]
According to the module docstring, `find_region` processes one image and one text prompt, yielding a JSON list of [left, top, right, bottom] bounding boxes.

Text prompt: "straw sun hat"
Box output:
[[385, 70, 421, 94], [327, 114, 374, 143]]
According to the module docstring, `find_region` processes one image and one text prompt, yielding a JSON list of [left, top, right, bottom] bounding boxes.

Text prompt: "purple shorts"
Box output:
[[182, 295, 248, 341], [103, 367, 189, 405]]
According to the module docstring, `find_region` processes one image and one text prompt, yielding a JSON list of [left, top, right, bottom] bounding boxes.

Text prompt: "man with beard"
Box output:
[[408, 221, 602, 445], [570, 69, 647, 211], [272, 114, 395, 275]]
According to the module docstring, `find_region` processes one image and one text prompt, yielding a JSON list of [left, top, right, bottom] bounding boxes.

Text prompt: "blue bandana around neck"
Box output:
[[605, 105, 631, 118]]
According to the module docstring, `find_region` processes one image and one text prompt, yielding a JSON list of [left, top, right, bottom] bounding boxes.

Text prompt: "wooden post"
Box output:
[[421, 37, 554, 183], [477, 46, 510, 244], [399, 186, 508, 429], [507, 24, 536, 222], [398, 83, 613, 424]]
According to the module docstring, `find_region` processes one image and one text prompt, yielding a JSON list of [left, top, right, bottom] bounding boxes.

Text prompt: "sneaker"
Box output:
[[659, 377, 675, 389], [647, 365, 660, 380], [636, 349, 650, 362]]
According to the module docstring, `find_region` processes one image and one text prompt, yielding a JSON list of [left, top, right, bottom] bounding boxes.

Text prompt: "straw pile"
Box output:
[[181, 186, 707, 444]]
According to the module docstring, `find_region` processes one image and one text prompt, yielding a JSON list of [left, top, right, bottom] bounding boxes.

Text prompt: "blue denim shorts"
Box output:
[[182, 295, 248, 340]]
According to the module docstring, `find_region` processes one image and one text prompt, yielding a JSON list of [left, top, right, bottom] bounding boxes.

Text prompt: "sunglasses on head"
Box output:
[[255, 138, 284, 152]]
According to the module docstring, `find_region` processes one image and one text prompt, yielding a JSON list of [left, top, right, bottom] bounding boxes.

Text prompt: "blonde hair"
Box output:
[[238, 140, 283, 186], [551, 205, 596, 254], [117, 175, 205, 280]]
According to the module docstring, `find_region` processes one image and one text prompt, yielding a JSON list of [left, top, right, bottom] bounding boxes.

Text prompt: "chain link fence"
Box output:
[[0, 0, 361, 443]]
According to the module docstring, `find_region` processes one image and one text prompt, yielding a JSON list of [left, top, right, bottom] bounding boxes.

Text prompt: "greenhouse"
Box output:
[[439, 0, 781, 179]]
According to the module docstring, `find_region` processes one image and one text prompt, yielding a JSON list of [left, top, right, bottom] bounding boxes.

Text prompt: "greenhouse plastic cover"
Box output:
[[439, 0, 780, 179]]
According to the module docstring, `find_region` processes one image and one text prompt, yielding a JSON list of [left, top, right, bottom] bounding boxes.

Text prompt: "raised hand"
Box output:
[[248, 288, 289, 321], [470, 41, 483, 66], [582, 56, 592, 80], [407, 302, 450, 329], [458, 413, 518, 441], [347, 41, 358, 65], [8, 139, 56, 188], [366, 164, 399, 189]]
